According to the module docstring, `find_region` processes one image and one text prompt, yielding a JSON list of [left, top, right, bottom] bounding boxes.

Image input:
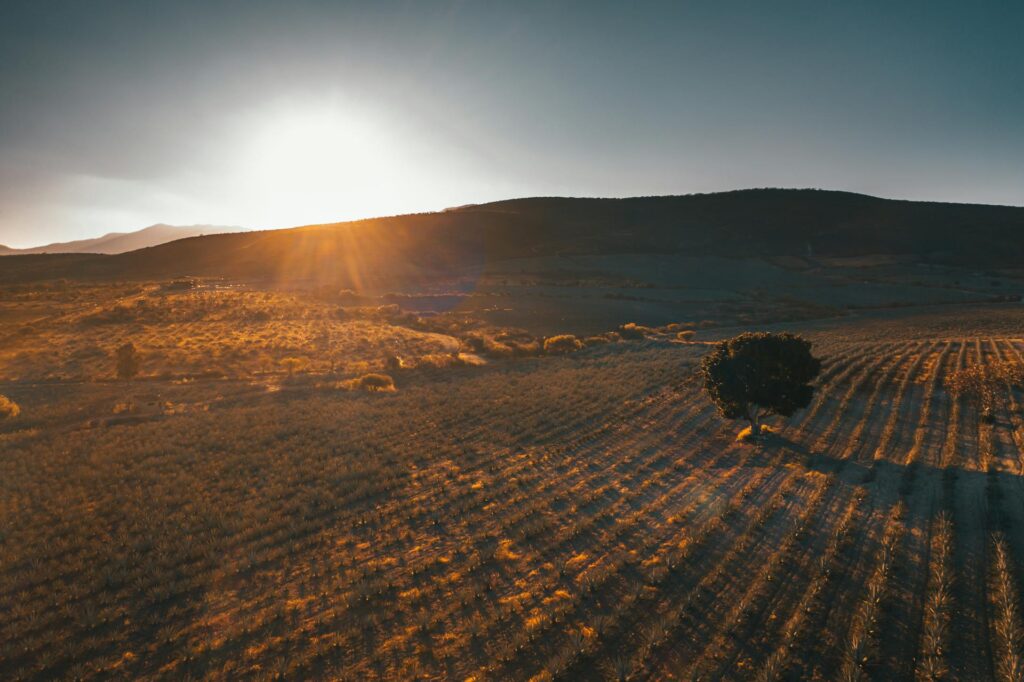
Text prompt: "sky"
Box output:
[[1, 1, 1022, 248]]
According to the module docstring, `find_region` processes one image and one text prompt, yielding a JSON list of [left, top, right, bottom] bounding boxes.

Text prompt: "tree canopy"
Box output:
[[701, 332, 821, 438]]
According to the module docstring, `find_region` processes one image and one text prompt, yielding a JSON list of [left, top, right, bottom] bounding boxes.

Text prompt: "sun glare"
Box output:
[[229, 101, 412, 228]]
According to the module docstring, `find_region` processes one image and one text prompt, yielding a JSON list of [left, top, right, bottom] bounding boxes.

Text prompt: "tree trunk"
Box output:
[[748, 409, 763, 439]]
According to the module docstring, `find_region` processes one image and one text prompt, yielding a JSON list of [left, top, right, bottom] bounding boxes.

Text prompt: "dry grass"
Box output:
[[0, 283, 461, 381], [0, 393, 19, 419], [2, 287, 1024, 680]]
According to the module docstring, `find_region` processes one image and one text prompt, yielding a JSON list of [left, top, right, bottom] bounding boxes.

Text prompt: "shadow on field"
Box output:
[[751, 430, 1016, 523]]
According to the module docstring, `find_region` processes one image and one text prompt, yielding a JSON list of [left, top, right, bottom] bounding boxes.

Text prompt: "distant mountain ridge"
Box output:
[[1, 189, 1022, 284], [0, 224, 246, 255]]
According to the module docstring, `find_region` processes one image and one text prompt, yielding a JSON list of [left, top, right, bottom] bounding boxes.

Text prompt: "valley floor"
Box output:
[[1, 308, 1024, 680]]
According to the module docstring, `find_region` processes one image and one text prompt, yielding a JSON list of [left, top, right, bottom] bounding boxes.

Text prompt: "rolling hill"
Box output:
[[1, 189, 1021, 285], [0, 224, 245, 256]]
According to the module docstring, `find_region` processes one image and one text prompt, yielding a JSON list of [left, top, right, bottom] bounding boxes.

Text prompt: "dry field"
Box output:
[[0, 282, 467, 382], [2, 301, 1024, 680]]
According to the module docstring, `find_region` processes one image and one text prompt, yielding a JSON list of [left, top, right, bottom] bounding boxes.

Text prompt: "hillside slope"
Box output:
[[1, 189, 1021, 284], [0, 224, 245, 255]]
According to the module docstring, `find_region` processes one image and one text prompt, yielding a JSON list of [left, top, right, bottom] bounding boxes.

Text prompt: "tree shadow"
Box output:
[[745, 429, 1019, 522]]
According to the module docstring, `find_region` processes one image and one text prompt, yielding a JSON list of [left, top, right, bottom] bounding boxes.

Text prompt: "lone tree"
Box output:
[[701, 332, 821, 440], [116, 342, 140, 381]]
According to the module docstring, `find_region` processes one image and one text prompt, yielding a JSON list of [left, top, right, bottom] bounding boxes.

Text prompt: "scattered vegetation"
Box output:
[[918, 512, 953, 680], [3, 283, 1024, 680], [990, 535, 1024, 682], [617, 322, 652, 340], [945, 360, 1024, 423]]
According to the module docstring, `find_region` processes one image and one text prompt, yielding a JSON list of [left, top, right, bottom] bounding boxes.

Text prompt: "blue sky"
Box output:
[[1, 1, 1022, 247]]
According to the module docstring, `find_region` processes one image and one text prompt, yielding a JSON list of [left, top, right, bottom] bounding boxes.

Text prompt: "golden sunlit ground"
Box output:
[[2, 281, 1024, 680]]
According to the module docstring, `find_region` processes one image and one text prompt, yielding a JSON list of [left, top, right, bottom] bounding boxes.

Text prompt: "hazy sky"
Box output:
[[1, 1, 1022, 247]]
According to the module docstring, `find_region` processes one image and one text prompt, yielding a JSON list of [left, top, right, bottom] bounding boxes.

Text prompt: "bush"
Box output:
[[676, 330, 696, 341], [945, 361, 1023, 422], [355, 373, 396, 392], [0, 394, 19, 419], [116, 342, 140, 381], [465, 334, 519, 358], [281, 357, 307, 376], [335, 304, 400, 320], [582, 336, 611, 347], [617, 323, 650, 340], [464, 335, 487, 353], [543, 335, 583, 354], [163, 278, 197, 291], [482, 340, 515, 359], [417, 353, 468, 369], [335, 289, 364, 304], [507, 340, 542, 356]]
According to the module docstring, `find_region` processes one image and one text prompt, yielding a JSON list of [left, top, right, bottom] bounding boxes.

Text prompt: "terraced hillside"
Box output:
[[2, 314, 1024, 680]]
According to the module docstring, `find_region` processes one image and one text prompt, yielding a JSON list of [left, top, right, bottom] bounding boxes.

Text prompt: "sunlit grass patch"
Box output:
[[0, 394, 20, 419], [735, 424, 779, 442]]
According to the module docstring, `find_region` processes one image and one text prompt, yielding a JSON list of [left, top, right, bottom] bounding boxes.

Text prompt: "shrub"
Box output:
[[465, 334, 519, 358], [676, 330, 696, 341], [116, 343, 140, 381], [482, 340, 515, 359], [356, 373, 396, 392], [0, 394, 20, 419], [464, 335, 487, 353], [543, 335, 583, 354], [417, 353, 468, 369], [507, 340, 542, 356], [335, 304, 400, 320], [945, 361, 1023, 423], [281, 357, 306, 376], [163, 278, 197, 291], [582, 336, 611, 347], [617, 323, 650, 340], [335, 289, 363, 304]]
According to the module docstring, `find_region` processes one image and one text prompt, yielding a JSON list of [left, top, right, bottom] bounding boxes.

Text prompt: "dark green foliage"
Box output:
[[701, 332, 821, 437]]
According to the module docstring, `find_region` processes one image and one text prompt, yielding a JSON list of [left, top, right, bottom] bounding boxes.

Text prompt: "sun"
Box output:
[[228, 100, 409, 227]]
